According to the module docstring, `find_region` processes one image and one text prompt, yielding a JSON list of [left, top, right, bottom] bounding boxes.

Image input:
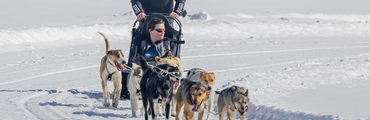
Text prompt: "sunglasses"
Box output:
[[154, 28, 166, 33]]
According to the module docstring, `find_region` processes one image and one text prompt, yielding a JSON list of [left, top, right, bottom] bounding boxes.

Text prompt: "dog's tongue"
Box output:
[[171, 81, 177, 88], [192, 104, 199, 111], [162, 98, 167, 102], [116, 63, 126, 70]]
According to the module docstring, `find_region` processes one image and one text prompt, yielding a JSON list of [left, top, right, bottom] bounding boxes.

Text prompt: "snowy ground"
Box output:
[[1, 0, 370, 120]]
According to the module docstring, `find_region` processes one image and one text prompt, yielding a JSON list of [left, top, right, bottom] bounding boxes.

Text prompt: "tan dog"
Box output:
[[154, 51, 183, 117], [216, 86, 249, 120], [98, 32, 126, 108], [175, 79, 209, 120], [186, 68, 215, 120], [155, 51, 182, 76]]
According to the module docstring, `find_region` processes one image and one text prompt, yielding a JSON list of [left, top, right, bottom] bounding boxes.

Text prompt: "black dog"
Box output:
[[139, 56, 179, 120]]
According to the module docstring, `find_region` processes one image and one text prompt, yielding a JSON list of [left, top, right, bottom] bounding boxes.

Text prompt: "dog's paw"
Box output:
[[103, 102, 110, 107], [112, 101, 119, 108], [171, 114, 176, 117], [131, 114, 137, 118]]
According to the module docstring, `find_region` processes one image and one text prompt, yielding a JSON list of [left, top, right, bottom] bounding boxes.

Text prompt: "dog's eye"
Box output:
[[198, 93, 202, 96]]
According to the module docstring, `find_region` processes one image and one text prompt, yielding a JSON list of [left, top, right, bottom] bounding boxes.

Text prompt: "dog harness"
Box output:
[[106, 57, 118, 80]]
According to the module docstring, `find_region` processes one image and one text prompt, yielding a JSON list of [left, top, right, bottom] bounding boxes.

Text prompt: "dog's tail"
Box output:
[[97, 32, 110, 54]]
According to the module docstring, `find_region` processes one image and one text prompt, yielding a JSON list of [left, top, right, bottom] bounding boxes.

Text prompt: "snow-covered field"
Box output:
[[1, 0, 370, 120]]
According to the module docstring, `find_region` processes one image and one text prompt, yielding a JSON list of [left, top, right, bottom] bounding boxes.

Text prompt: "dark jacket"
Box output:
[[139, 37, 174, 61], [131, 0, 185, 15]]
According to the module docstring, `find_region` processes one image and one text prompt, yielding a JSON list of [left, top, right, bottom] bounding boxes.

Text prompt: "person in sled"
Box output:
[[139, 18, 174, 64], [131, 0, 186, 21], [121, 18, 175, 99]]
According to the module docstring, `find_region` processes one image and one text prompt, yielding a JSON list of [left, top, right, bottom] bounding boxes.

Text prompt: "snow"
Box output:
[[1, 0, 370, 120]]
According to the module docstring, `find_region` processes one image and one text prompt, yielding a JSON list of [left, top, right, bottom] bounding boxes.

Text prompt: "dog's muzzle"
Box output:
[[118, 58, 126, 64], [115, 62, 126, 70], [192, 99, 203, 112], [239, 106, 248, 114], [115, 58, 127, 70]]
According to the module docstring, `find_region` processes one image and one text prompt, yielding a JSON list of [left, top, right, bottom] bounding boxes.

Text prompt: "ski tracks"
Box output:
[[20, 87, 97, 120]]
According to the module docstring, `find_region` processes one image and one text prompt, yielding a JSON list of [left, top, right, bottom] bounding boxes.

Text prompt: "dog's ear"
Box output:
[[190, 84, 197, 91], [231, 86, 237, 92], [245, 89, 248, 96], [107, 51, 112, 55], [118, 50, 124, 57], [166, 51, 173, 58], [155, 56, 161, 62], [208, 72, 215, 78], [199, 71, 204, 78]]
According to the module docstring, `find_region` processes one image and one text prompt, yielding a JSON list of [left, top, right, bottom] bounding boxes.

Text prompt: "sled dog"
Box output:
[[185, 68, 215, 120], [175, 79, 210, 120], [139, 55, 179, 120], [98, 32, 126, 108], [216, 86, 249, 120], [154, 51, 183, 117], [127, 56, 143, 117]]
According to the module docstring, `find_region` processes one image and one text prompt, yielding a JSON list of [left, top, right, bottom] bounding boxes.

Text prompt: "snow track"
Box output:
[[0, 65, 98, 86]]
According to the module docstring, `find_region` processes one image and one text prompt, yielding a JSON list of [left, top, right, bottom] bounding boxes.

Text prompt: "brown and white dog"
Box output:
[[98, 32, 126, 108], [216, 86, 249, 120], [185, 68, 215, 120], [174, 79, 210, 120]]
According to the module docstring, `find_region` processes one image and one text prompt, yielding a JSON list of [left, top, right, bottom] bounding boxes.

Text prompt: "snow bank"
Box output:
[[189, 10, 212, 20]]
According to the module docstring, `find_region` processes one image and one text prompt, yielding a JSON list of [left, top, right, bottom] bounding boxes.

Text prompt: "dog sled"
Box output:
[[126, 13, 185, 67], [121, 13, 185, 99]]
